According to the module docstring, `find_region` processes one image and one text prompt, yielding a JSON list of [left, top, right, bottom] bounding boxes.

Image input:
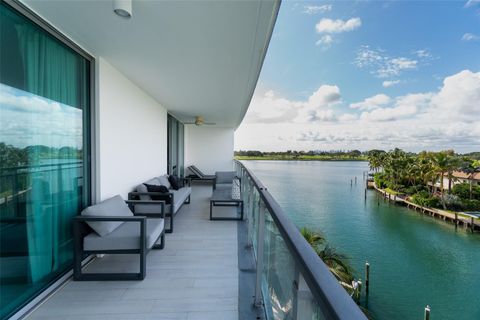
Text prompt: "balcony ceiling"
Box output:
[[22, 0, 280, 128]]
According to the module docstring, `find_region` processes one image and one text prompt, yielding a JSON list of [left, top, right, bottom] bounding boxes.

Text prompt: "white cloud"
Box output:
[[359, 104, 416, 122], [465, 0, 480, 8], [354, 46, 419, 78], [0, 83, 83, 148], [462, 33, 480, 41], [337, 113, 358, 121], [359, 93, 430, 122], [430, 69, 480, 121], [307, 85, 341, 108], [316, 35, 333, 48], [316, 17, 362, 33], [303, 4, 332, 15], [382, 80, 400, 87], [243, 85, 341, 124], [236, 70, 480, 152], [350, 94, 391, 110], [414, 49, 432, 58], [377, 58, 417, 78]]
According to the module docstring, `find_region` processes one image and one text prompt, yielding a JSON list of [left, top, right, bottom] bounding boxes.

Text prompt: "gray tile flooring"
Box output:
[[27, 185, 240, 320]]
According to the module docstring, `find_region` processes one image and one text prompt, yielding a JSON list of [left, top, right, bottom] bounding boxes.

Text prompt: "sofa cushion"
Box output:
[[157, 175, 171, 189], [135, 186, 191, 215], [172, 187, 191, 213], [136, 183, 150, 200], [145, 178, 162, 186], [168, 175, 183, 190], [83, 218, 164, 251], [81, 195, 133, 237], [134, 203, 165, 215], [144, 184, 171, 203]]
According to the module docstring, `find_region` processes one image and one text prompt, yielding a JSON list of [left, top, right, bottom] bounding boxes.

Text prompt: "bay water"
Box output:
[[244, 160, 480, 320]]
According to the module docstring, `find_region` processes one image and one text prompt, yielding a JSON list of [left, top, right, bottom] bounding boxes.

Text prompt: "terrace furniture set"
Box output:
[[73, 168, 242, 281], [73, 174, 191, 281]]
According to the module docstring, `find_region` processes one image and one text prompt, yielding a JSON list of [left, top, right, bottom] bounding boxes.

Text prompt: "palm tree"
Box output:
[[367, 150, 386, 172], [300, 228, 355, 284], [417, 151, 441, 195], [461, 159, 480, 199], [430, 150, 458, 209], [317, 245, 355, 284], [300, 227, 324, 251]]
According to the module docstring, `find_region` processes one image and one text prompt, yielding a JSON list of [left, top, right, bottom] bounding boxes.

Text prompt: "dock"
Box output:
[[372, 183, 479, 232]]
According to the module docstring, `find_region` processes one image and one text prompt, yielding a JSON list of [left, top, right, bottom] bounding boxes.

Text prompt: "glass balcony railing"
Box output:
[[235, 160, 367, 320]]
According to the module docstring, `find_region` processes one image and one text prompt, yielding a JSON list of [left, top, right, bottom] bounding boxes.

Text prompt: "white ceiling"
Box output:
[[22, 0, 280, 128]]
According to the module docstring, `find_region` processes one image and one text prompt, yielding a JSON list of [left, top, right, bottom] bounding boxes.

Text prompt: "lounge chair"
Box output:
[[73, 195, 165, 281], [187, 165, 216, 181]]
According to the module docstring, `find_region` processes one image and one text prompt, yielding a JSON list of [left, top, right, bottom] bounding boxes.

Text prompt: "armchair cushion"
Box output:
[[84, 218, 164, 251], [81, 195, 133, 237]]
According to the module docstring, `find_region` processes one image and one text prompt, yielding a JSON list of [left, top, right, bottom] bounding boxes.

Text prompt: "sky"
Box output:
[[234, 0, 480, 153], [0, 83, 83, 149]]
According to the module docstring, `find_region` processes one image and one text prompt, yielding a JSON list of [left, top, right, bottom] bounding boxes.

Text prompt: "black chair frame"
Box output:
[[73, 200, 165, 281]]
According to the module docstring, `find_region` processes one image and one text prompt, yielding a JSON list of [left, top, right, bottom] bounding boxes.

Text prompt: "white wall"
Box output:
[[97, 58, 168, 200], [184, 126, 234, 175]]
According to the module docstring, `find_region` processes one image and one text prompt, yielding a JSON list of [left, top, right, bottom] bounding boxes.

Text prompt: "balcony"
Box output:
[[21, 162, 365, 320], [25, 183, 244, 319], [1, 1, 365, 318]]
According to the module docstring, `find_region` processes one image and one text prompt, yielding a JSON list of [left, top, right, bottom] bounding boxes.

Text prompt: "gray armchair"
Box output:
[[73, 195, 165, 281]]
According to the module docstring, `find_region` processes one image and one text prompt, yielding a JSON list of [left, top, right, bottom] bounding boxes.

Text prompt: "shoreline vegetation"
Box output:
[[235, 149, 480, 162], [235, 150, 367, 161], [367, 148, 480, 227], [300, 227, 371, 318]]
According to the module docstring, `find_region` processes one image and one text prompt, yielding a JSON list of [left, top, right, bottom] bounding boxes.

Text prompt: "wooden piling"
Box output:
[[365, 262, 370, 294], [424, 305, 431, 320]]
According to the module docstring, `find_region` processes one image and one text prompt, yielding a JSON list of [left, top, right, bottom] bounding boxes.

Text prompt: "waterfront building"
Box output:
[[0, 1, 365, 319]]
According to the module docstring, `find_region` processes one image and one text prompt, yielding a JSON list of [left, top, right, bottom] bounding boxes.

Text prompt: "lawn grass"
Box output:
[[384, 188, 403, 196]]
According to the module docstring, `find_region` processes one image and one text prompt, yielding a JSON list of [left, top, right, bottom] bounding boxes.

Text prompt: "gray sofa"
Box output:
[[128, 174, 191, 233], [73, 195, 165, 281]]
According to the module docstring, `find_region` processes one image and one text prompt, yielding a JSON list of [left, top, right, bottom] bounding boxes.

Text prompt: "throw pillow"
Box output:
[[81, 195, 133, 237], [168, 175, 183, 190], [144, 183, 171, 204]]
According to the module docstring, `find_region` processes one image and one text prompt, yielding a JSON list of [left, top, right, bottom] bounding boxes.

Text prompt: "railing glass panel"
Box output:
[[261, 206, 296, 319], [235, 160, 367, 320]]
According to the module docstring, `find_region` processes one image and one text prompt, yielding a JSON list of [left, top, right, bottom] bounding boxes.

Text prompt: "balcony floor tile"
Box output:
[[27, 185, 240, 320]]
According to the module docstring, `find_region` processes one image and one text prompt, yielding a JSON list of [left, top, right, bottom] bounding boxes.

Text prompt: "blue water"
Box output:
[[244, 160, 480, 320]]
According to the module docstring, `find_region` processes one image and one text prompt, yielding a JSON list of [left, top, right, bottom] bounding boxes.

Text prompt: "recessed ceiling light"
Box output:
[[113, 0, 132, 19]]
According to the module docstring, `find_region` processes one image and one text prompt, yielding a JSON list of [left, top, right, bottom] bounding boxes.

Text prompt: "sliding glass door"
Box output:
[[0, 2, 92, 318], [167, 115, 184, 177]]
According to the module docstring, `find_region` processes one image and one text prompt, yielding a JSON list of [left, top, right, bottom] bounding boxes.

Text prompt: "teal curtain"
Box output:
[[0, 3, 90, 317], [15, 24, 85, 282]]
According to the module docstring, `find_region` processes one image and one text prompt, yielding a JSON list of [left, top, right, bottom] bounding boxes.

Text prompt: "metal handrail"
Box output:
[[235, 160, 367, 320]]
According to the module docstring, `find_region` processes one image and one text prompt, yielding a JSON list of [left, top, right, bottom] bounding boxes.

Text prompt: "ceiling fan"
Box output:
[[184, 116, 216, 126]]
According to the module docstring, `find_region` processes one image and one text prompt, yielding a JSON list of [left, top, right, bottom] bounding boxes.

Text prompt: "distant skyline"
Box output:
[[235, 0, 480, 153]]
